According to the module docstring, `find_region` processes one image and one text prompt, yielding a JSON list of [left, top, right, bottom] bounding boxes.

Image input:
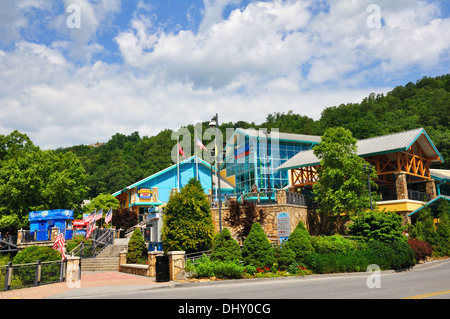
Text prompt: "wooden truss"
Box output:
[[290, 165, 320, 188]]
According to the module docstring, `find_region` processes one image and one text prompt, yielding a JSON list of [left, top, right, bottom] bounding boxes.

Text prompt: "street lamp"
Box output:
[[363, 164, 373, 211], [209, 113, 222, 232], [263, 130, 271, 203]]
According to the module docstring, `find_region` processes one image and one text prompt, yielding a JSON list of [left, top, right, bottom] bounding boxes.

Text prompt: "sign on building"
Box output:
[[277, 212, 291, 243]]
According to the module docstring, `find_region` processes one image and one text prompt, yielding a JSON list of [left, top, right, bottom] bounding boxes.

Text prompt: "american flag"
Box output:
[[86, 221, 95, 239], [196, 137, 207, 151], [84, 209, 96, 223], [95, 208, 103, 221], [52, 233, 66, 261], [105, 208, 112, 224]]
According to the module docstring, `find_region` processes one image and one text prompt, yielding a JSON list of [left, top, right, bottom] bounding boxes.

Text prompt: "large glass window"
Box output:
[[225, 133, 315, 194]]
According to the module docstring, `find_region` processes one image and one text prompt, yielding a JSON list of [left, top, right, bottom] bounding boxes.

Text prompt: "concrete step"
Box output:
[[81, 257, 120, 272]]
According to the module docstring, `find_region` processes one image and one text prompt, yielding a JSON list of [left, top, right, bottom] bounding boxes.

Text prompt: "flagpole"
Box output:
[[177, 135, 180, 192], [195, 130, 199, 181]]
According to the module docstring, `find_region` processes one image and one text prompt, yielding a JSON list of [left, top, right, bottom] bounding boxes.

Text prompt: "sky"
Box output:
[[1, 0, 450, 150]]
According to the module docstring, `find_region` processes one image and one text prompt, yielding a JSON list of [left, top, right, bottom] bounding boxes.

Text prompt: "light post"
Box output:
[[363, 164, 373, 211], [209, 113, 222, 232], [263, 130, 271, 203]]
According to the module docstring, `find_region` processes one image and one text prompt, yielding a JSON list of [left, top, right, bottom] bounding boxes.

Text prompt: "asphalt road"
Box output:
[[52, 259, 450, 300]]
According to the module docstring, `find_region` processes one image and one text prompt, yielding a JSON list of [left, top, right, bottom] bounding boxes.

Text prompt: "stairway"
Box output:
[[80, 238, 129, 272]]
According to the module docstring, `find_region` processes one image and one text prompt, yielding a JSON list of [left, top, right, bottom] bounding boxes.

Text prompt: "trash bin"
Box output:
[[155, 255, 170, 282]]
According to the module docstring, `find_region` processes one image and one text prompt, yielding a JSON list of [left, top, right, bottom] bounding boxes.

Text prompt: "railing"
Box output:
[[210, 190, 315, 207], [0, 260, 66, 292], [286, 192, 315, 207], [184, 250, 213, 265], [379, 190, 430, 202], [69, 228, 115, 259]]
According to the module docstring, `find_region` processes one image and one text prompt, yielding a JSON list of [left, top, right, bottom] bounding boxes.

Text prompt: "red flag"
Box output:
[[178, 143, 186, 158], [52, 233, 66, 261]]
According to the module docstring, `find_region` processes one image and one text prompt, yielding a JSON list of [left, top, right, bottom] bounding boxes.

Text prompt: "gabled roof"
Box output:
[[431, 169, 450, 182], [278, 128, 444, 171], [408, 195, 450, 217]]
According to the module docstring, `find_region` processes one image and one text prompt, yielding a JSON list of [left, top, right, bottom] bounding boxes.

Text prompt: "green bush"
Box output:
[[189, 255, 246, 279], [127, 228, 148, 264], [241, 223, 276, 269], [13, 245, 62, 264], [348, 210, 406, 243], [311, 234, 359, 254], [304, 240, 416, 274], [285, 221, 313, 262], [66, 235, 93, 257], [210, 228, 242, 262], [12, 246, 62, 287], [274, 244, 296, 271]]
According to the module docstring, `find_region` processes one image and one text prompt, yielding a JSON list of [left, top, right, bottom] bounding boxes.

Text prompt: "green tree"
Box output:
[[241, 223, 276, 269], [81, 193, 120, 220], [161, 181, 215, 253], [312, 127, 378, 217], [0, 149, 89, 231], [285, 221, 314, 262], [126, 228, 148, 263], [210, 228, 242, 262]]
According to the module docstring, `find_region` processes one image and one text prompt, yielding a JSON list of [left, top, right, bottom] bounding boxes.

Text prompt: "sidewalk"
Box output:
[[0, 271, 170, 299]]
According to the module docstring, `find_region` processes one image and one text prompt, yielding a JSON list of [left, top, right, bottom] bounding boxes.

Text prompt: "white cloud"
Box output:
[[0, 0, 449, 150]]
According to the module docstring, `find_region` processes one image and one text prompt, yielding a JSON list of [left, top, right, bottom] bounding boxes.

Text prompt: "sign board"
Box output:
[[138, 188, 153, 200], [277, 212, 291, 242]]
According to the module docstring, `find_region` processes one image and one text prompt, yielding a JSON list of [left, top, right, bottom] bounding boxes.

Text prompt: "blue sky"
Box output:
[[0, 0, 449, 149]]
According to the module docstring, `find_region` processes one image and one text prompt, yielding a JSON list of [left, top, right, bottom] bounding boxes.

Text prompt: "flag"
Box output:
[[196, 137, 207, 151], [86, 221, 95, 239], [84, 209, 96, 223], [95, 208, 103, 221], [52, 233, 66, 261], [105, 208, 112, 224], [178, 143, 186, 158]]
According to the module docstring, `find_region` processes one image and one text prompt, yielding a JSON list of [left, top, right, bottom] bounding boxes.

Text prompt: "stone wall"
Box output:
[[210, 202, 335, 243]]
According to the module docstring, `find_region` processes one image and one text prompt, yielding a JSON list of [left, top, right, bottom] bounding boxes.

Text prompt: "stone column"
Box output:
[[65, 256, 81, 288], [168, 251, 185, 281], [119, 251, 127, 265], [51, 227, 59, 241], [148, 251, 163, 277], [276, 189, 286, 204], [425, 179, 437, 201], [395, 172, 408, 200]]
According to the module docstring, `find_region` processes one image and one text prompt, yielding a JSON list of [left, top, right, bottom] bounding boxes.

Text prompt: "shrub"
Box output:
[[408, 239, 433, 261], [127, 228, 148, 264], [13, 245, 62, 264], [210, 228, 242, 262], [275, 243, 296, 270], [348, 210, 406, 243], [242, 223, 276, 269], [189, 255, 246, 279], [285, 221, 313, 262], [304, 240, 416, 274], [311, 234, 359, 254], [66, 235, 93, 256], [12, 246, 62, 287]]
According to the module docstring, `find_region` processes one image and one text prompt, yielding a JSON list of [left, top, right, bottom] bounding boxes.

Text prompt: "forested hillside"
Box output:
[[55, 74, 449, 198]]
